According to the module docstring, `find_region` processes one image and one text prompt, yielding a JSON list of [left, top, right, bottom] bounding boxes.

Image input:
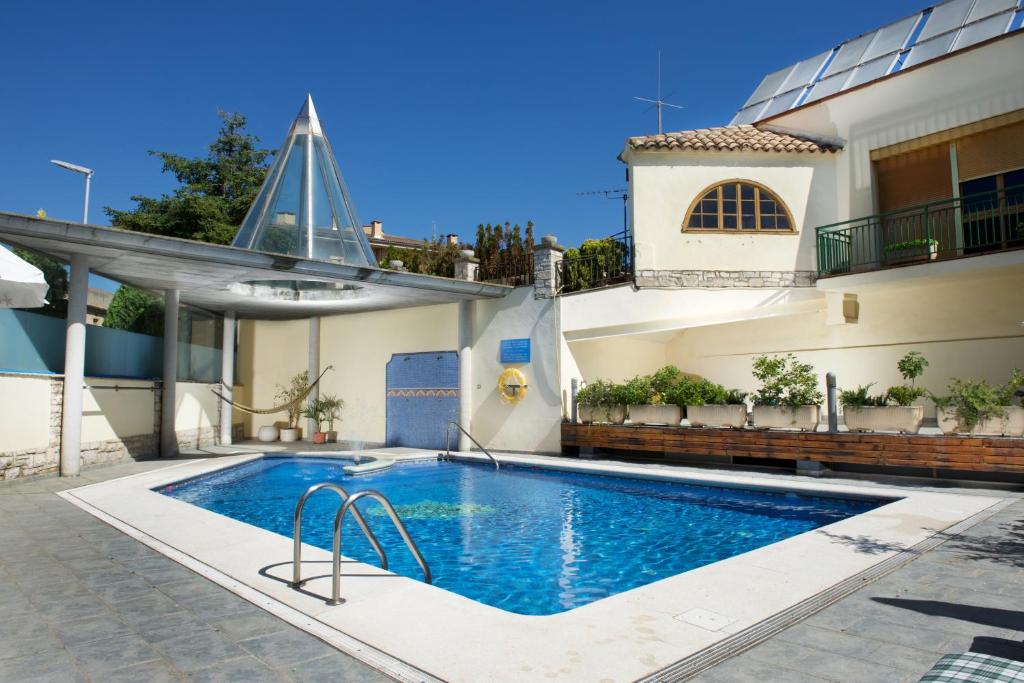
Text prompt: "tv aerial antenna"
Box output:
[[635, 50, 683, 134], [577, 189, 629, 233]]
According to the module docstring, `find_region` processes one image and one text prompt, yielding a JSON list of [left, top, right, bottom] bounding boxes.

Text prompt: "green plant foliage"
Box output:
[[883, 238, 938, 253], [102, 286, 165, 336], [932, 379, 1007, 431], [12, 247, 68, 318], [997, 369, 1024, 406], [897, 351, 929, 386], [751, 354, 823, 407], [616, 376, 653, 406], [724, 389, 749, 405], [650, 365, 682, 395], [666, 377, 728, 407], [839, 384, 886, 407], [884, 385, 927, 407], [576, 379, 614, 407], [319, 394, 344, 431], [275, 371, 310, 428], [105, 112, 273, 245], [473, 221, 535, 281], [381, 234, 466, 278], [560, 237, 628, 293]]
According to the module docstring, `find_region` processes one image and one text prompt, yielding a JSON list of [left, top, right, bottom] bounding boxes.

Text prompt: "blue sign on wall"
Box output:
[[500, 338, 531, 364]]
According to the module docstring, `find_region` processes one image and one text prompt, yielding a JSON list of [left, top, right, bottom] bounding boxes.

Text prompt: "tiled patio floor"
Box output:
[[1, 452, 1021, 682]]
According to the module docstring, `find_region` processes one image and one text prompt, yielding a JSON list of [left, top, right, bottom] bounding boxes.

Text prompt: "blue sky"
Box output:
[[1, 0, 927, 261]]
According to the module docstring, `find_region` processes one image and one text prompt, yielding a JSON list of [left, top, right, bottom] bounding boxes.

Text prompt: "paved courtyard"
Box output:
[[0, 454, 1021, 682]]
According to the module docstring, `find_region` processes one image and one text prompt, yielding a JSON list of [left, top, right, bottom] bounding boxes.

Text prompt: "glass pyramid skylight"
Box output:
[[232, 95, 378, 267]]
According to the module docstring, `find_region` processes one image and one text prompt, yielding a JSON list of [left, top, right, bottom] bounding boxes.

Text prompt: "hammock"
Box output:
[[210, 366, 333, 415]]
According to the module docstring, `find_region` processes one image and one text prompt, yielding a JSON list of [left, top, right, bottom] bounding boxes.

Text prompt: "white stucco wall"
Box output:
[[240, 305, 458, 444], [174, 382, 221, 434], [768, 32, 1024, 220], [626, 151, 838, 273], [566, 335, 669, 384], [470, 287, 562, 454], [82, 378, 156, 443], [0, 375, 51, 452]]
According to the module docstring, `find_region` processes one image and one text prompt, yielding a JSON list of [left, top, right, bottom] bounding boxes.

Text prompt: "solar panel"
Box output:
[[953, 11, 1015, 50], [730, 0, 1023, 125]]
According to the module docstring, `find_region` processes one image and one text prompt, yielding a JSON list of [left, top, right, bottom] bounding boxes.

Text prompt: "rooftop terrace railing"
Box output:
[[557, 228, 634, 294], [816, 184, 1024, 278]]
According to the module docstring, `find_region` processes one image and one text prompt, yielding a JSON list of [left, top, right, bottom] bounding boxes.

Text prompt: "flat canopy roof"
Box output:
[[0, 212, 510, 320]]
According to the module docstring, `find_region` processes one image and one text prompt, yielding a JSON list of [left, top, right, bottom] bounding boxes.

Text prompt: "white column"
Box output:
[[60, 254, 89, 477], [220, 311, 236, 445], [161, 290, 179, 457], [307, 316, 320, 438], [457, 300, 473, 452]]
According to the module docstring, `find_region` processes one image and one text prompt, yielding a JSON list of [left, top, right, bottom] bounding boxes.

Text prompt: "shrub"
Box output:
[[616, 376, 653, 406], [650, 365, 682, 396], [883, 238, 938, 253], [885, 385, 927, 407], [275, 371, 310, 428], [751, 354, 823, 407], [666, 377, 728, 407], [839, 384, 887, 407], [576, 379, 613, 407], [725, 389, 749, 406], [932, 379, 1007, 431], [897, 351, 929, 387]]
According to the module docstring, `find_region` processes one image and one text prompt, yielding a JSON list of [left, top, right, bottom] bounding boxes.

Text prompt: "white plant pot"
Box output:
[[753, 405, 820, 431], [937, 406, 1024, 436], [843, 406, 924, 434], [279, 427, 302, 443], [257, 425, 279, 442], [577, 405, 627, 424], [687, 404, 748, 429], [628, 404, 681, 426]]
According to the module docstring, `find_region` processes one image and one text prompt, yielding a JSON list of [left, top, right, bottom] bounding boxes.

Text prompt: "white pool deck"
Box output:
[[58, 449, 1008, 682]]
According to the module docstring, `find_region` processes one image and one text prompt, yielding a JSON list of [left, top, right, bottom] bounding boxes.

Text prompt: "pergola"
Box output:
[[0, 211, 509, 475]]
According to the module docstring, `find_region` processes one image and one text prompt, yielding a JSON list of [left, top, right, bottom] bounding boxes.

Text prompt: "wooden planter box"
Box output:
[[937, 406, 1024, 436], [628, 404, 681, 426], [578, 404, 627, 424], [687, 404, 748, 428], [752, 405, 820, 431], [844, 406, 924, 434]]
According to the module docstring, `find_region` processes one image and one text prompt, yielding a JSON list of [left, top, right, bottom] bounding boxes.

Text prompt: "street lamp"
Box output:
[[50, 159, 94, 224]]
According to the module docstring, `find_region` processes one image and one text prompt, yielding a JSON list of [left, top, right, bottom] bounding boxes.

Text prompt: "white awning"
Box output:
[[0, 246, 47, 308]]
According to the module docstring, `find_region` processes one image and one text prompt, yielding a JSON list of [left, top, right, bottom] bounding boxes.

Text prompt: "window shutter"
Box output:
[[956, 121, 1024, 182], [874, 143, 952, 213]]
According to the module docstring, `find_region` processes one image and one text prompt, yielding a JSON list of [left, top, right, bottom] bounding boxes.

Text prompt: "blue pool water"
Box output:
[[159, 457, 887, 615]]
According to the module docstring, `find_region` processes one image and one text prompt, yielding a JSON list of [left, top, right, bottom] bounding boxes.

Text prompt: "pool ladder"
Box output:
[[439, 421, 500, 470], [291, 483, 432, 606]]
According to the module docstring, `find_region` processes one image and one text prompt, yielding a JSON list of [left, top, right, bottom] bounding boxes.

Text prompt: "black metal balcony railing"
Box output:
[[558, 228, 634, 294], [476, 253, 535, 287], [816, 184, 1024, 277]]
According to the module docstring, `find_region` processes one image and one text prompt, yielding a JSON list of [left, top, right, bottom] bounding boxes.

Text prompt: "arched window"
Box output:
[[683, 181, 794, 232]]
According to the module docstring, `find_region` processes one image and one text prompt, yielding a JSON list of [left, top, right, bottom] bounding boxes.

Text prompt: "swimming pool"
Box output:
[[159, 456, 886, 615]]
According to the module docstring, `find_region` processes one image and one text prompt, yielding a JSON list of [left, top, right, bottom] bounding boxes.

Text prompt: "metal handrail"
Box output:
[[291, 483, 388, 588], [444, 421, 500, 469], [329, 489, 432, 606]]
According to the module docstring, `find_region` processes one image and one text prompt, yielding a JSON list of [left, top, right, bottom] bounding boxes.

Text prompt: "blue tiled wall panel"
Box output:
[[386, 351, 459, 449]]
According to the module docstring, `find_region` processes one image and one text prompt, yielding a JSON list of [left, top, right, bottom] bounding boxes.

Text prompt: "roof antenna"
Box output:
[[635, 50, 683, 134]]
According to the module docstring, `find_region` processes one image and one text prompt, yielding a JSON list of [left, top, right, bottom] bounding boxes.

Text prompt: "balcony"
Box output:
[[816, 184, 1024, 278]]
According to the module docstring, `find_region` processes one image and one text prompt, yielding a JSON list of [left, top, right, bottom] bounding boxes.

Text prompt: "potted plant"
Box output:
[[576, 380, 624, 424], [625, 368, 682, 426], [751, 354, 823, 430], [933, 369, 1024, 436], [320, 393, 344, 443], [275, 371, 309, 442], [883, 238, 938, 265], [302, 399, 328, 444], [685, 384, 749, 429], [842, 352, 928, 433]]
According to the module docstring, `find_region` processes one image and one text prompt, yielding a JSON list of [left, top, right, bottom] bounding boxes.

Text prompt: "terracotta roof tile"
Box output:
[[626, 125, 840, 154]]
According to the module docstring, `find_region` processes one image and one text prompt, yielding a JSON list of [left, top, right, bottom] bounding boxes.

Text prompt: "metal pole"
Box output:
[[161, 290, 179, 457], [60, 254, 89, 476], [826, 372, 838, 433], [457, 300, 473, 452], [82, 172, 92, 224], [220, 311, 236, 445], [570, 378, 579, 424]]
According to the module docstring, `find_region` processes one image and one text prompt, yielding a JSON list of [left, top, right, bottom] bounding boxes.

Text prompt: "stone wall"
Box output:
[[635, 269, 816, 289]]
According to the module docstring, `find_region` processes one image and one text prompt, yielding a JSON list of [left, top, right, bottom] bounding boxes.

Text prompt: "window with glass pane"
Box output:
[[684, 181, 794, 233]]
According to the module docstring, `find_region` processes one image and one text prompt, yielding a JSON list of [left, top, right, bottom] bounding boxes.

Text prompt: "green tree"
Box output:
[[105, 111, 273, 245], [12, 247, 67, 318], [103, 286, 164, 336]]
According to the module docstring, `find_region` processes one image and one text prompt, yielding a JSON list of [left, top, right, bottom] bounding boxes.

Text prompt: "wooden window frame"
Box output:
[[682, 179, 797, 234]]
